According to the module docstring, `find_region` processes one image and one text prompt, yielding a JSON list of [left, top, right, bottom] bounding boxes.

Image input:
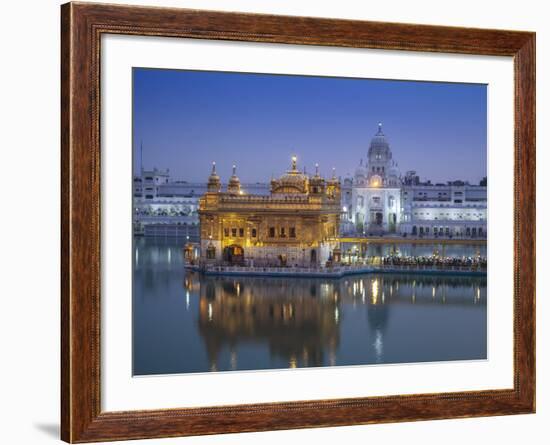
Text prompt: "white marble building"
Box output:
[[350, 123, 403, 234], [399, 184, 487, 238], [348, 124, 487, 238]]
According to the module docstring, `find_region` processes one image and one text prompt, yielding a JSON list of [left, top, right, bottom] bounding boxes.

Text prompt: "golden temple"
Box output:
[[197, 156, 342, 267]]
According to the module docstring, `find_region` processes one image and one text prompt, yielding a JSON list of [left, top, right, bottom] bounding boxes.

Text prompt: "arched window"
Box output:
[[369, 175, 382, 187]]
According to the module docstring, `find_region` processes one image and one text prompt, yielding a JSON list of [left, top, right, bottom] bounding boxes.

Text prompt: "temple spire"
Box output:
[[377, 122, 383, 134], [291, 155, 297, 171], [228, 163, 241, 195], [207, 161, 221, 192]]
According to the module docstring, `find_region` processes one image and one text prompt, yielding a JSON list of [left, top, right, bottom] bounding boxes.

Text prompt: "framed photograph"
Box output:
[[61, 2, 535, 442]]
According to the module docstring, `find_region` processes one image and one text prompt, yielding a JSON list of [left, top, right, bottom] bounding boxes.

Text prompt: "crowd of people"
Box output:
[[380, 254, 487, 270]]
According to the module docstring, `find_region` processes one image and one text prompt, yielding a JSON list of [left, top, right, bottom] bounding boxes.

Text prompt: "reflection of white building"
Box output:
[[348, 124, 487, 238]]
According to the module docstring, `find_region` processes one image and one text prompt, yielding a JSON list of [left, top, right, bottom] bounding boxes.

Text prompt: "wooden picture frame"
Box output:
[[61, 2, 535, 442]]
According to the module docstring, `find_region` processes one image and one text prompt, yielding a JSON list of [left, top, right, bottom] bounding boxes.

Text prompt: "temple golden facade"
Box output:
[[198, 156, 341, 267]]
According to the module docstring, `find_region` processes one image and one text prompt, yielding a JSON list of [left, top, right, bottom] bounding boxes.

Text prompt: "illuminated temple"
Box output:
[[198, 156, 341, 267]]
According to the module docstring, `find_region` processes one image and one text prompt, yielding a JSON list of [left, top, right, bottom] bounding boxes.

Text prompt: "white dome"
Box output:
[[367, 123, 392, 163]]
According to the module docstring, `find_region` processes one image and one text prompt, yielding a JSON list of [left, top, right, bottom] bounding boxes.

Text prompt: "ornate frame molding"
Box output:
[[61, 2, 535, 442]]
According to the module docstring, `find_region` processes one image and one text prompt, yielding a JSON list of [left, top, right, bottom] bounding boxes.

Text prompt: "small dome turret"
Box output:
[[309, 163, 326, 195], [328, 167, 338, 183], [326, 167, 341, 200], [355, 158, 367, 178], [227, 164, 241, 195], [313, 163, 321, 179], [207, 162, 221, 193]]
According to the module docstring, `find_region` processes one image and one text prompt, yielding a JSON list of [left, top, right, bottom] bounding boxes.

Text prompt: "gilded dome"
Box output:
[[207, 162, 221, 192], [271, 156, 308, 194], [227, 164, 241, 194]]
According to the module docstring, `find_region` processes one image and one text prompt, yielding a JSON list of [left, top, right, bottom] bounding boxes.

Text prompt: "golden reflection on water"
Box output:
[[371, 279, 379, 305], [133, 239, 487, 374], [184, 272, 486, 371]]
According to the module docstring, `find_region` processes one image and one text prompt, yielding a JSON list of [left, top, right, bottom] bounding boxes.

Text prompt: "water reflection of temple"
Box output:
[[190, 272, 486, 371], [197, 276, 341, 370]]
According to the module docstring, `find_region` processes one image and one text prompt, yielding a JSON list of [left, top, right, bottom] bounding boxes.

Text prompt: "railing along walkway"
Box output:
[[198, 263, 486, 277]]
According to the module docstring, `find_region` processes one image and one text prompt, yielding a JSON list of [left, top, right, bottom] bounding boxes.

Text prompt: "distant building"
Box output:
[[348, 124, 487, 238], [350, 123, 403, 234], [133, 167, 269, 237], [133, 167, 170, 200], [403, 171, 420, 186], [198, 157, 341, 267], [399, 184, 487, 238]]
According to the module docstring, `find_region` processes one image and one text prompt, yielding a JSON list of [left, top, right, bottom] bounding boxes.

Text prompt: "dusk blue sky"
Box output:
[[133, 68, 487, 184]]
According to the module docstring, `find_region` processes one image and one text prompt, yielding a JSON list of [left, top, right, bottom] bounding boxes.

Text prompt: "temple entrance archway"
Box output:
[[310, 249, 317, 265], [223, 245, 244, 264]]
